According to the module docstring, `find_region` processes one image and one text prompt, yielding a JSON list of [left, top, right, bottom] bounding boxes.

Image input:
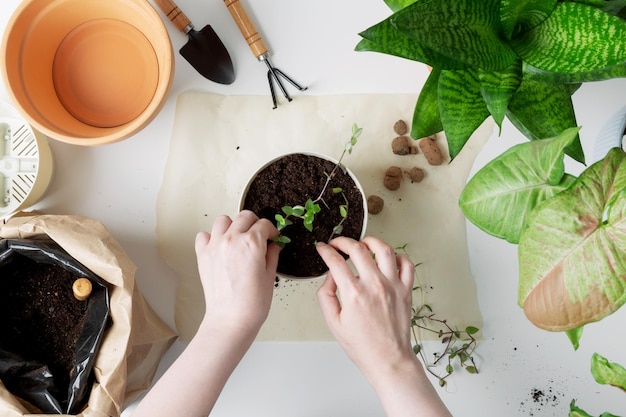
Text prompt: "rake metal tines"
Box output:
[[261, 53, 307, 109]]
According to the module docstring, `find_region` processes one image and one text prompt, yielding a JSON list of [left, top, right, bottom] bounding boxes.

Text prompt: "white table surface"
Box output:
[[2, 1, 626, 416]]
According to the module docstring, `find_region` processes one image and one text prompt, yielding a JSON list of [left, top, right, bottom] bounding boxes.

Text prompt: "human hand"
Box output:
[[316, 236, 416, 381], [195, 210, 281, 336]]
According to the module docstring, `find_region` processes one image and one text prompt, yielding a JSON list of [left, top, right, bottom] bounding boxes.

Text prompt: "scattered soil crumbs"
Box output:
[[0, 254, 88, 398], [243, 153, 365, 277]]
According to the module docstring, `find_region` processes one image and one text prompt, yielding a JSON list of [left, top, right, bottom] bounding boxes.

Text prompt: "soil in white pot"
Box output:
[[242, 153, 365, 278]]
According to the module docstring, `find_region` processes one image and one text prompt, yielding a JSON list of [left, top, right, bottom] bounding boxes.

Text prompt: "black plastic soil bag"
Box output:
[[0, 238, 110, 414]]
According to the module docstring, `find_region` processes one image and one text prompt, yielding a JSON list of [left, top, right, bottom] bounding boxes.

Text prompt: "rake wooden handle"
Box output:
[[223, 0, 268, 59], [154, 0, 193, 34]]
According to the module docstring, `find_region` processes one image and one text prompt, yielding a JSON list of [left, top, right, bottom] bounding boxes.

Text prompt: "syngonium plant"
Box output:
[[458, 128, 626, 416], [356, 0, 626, 163]]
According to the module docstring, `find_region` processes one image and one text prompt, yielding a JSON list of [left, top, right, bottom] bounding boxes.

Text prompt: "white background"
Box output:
[[2, 0, 626, 416]]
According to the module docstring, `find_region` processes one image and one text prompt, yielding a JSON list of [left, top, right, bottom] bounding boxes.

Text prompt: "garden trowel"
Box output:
[[154, 0, 235, 84]]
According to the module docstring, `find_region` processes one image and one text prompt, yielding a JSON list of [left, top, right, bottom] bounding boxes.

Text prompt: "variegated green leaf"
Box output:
[[499, 0, 557, 40], [438, 69, 490, 159], [459, 128, 579, 244], [411, 68, 443, 139], [569, 399, 622, 417], [356, 17, 467, 70], [392, 0, 517, 71], [519, 148, 626, 331], [511, 2, 626, 74], [523, 61, 626, 83], [591, 353, 626, 391], [506, 78, 584, 164], [478, 59, 523, 129]]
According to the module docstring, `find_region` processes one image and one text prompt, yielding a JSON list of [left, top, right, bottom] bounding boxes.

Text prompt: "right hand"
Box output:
[[315, 236, 416, 379]]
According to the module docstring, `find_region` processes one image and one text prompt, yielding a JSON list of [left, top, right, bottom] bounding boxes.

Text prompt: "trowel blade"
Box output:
[[180, 25, 235, 85]]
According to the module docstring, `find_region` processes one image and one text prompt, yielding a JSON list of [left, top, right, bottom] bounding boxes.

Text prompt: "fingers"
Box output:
[[317, 273, 341, 324], [229, 210, 261, 233], [396, 253, 416, 291], [195, 231, 211, 255], [316, 241, 357, 288], [361, 236, 399, 279], [211, 215, 233, 236]]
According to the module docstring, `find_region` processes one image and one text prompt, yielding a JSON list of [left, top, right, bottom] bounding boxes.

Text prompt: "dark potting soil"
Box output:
[[243, 153, 365, 277], [0, 254, 88, 399]]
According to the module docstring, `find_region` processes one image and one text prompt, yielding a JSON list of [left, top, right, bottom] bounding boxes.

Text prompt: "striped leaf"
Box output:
[[438, 69, 490, 159], [411, 68, 443, 139], [478, 58, 523, 129], [392, 0, 517, 71], [519, 148, 626, 331], [459, 127, 579, 244], [506, 79, 584, 164], [511, 2, 626, 74], [356, 17, 468, 70], [523, 61, 626, 83], [499, 0, 557, 40]]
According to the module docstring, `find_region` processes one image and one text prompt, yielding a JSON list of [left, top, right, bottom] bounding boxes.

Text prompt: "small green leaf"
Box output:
[[465, 326, 480, 335], [439, 379, 446, 387], [566, 327, 584, 350], [282, 206, 294, 216], [466, 366, 478, 374], [591, 353, 626, 391], [332, 187, 343, 194], [333, 225, 344, 235], [291, 205, 305, 216], [339, 205, 348, 218], [445, 364, 454, 374]]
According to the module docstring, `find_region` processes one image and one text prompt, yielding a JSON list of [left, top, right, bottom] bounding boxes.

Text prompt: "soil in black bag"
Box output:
[[0, 254, 88, 409]]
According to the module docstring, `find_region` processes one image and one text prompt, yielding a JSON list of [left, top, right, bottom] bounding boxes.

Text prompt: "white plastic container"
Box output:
[[0, 101, 54, 220]]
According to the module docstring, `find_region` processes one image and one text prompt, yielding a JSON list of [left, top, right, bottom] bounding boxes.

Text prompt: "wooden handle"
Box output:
[[153, 0, 192, 34], [223, 0, 268, 59]]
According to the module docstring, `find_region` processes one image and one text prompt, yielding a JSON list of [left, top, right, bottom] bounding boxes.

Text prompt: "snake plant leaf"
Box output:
[[499, 0, 557, 40], [392, 0, 517, 71], [519, 148, 626, 331], [572, 0, 626, 19], [438, 69, 490, 159], [383, 0, 417, 12], [510, 2, 626, 74], [411, 67, 443, 139], [478, 59, 523, 130], [523, 61, 626, 84], [506, 79, 585, 164], [459, 127, 579, 244], [356, 16, 468, 70], [591, 353, 626, 391]]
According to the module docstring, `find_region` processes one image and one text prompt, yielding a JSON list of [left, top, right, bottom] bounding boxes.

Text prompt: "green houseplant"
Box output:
[[356, 0, 626, 163], [357, 1, 626, 414]]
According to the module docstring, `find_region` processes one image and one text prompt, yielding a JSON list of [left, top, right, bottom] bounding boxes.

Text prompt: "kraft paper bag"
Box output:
[[0, 212, 177, 416]]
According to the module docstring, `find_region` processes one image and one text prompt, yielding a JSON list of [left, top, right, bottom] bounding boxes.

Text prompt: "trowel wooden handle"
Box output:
[[154, 0, 193, 34], [223, 0, 268, 59]]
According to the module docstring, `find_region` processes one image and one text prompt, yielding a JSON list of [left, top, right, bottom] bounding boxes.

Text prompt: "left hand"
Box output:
[[194, 210, 281, 336]]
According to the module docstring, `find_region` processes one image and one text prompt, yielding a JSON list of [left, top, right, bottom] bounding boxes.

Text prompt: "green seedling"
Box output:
[[273, 123, 362, 247]]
